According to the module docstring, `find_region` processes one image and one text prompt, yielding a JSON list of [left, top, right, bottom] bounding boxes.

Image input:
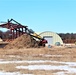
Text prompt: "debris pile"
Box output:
[[5, 34, 39, 49]]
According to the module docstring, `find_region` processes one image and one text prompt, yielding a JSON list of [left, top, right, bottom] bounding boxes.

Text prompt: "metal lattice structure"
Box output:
[[0, 19, 48, 46], [0, 19, 28, 39]]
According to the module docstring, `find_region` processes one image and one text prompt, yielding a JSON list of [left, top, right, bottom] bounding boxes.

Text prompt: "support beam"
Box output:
[[12, 29, 14, 39], [19, 28, 20, 36], [10, 29, 12, 39], [22, 28, 23, 34], [16, 29, 17, 38], [25, 27, 27, 33]]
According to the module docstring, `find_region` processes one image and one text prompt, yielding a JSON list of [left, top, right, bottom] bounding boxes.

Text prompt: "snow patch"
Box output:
[[16, 65, 76, 72], [39, 54, 62, 57], [16, 65, 76, 74], [0, 71, 34, 75]]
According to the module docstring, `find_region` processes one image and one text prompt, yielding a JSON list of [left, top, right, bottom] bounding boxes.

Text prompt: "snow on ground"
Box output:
[[0, 59, 76, 66], [39, 54, 62, 57], [0, 71, 34, 75], [14, 60, 76, 74], [0, 59, 75, 74], [0, 55, 76, 75], [16, 64, 76, 74]]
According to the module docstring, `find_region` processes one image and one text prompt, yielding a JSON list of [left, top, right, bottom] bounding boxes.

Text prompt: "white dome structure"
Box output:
[[39, 31, 63, 45]]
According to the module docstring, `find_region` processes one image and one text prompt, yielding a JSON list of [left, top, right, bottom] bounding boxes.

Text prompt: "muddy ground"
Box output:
[[0, 46, 76, 75]]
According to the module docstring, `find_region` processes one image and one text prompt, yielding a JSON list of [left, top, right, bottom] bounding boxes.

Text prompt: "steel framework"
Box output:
[[0, 19, 27, 39]]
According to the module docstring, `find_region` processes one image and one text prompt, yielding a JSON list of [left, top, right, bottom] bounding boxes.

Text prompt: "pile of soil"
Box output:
[[4, 34, 39, 49]]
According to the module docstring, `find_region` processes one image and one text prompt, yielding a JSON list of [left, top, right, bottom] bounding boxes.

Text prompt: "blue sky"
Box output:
[[0, 0, 76, 33]]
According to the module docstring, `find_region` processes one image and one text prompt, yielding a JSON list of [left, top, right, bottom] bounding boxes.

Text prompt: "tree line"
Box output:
[[0, 30, 76, 43], [58, 33, 76, 43], [0, 30, 11, 40]]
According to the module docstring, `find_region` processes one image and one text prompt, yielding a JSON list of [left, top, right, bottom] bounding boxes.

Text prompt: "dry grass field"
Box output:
[[0, 46, 76, 75]]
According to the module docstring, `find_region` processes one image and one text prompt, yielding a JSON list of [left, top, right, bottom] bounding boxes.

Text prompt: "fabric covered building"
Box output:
[[39, 31, 63, 46]]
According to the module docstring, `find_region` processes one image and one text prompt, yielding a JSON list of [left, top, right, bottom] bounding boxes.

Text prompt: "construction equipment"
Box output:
[[26, 28, 47, 46], [0, 19, 47, 46]]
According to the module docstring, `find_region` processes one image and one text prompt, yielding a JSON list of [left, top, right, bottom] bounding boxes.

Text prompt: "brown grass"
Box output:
[[0, 47, 76, 75]]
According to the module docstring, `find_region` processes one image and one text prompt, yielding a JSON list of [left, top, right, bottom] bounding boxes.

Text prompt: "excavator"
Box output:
[[0, 19, 47, 46]]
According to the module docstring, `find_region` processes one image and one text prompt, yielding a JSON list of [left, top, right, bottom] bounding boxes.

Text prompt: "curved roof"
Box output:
[[39, 31, 63, 45]]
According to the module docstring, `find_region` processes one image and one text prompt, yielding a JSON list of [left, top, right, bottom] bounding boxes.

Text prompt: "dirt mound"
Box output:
[[4, 34, 39, 49]]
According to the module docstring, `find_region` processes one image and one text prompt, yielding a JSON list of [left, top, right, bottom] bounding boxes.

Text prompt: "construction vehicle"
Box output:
[[26, 28, 47, 46], [0, 19, 47, 46]]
